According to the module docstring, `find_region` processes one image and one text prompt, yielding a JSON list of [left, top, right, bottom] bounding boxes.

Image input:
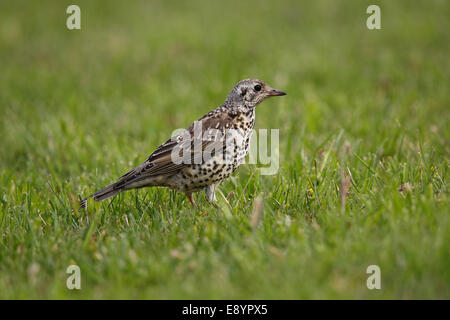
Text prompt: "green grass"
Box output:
[[0, 0, 449, 299]]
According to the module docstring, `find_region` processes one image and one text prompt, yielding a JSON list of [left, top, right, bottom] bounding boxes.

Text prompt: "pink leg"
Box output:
[[227, 191, 235, 200], [186, 193, 195, 206]]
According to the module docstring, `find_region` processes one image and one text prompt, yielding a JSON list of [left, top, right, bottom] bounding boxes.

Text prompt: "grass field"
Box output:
[[0, 0, 448, 299]]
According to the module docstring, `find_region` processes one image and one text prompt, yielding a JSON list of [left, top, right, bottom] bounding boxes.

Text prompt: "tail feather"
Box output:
[[78, 183, 122, 211], [81, 163, 153, 207], [91, 183, 122, 201]]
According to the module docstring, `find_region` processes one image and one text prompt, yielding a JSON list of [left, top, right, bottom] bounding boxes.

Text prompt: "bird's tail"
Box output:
[[78, 182, 123, 210], [91, 183, 123, 201], [79, 164, 148, 209]]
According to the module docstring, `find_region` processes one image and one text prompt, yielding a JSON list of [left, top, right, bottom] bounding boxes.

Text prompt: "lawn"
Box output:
[[0, 0, 448, 299]]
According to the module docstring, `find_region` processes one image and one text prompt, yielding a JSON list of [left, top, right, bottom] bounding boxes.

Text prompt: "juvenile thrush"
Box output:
[[82, 79, 286, 207]]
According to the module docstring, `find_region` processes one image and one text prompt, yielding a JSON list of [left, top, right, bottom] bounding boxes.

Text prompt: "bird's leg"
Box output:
[[186, 192, 196, 206], [205, 184, 217, 203], [227, 191, 235, 200]]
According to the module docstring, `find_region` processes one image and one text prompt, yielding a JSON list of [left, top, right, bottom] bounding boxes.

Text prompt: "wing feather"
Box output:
[[109, 110, 233, 190]]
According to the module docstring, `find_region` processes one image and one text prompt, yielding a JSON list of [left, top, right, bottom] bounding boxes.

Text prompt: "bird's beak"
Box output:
[[265, 86, 287, 97]]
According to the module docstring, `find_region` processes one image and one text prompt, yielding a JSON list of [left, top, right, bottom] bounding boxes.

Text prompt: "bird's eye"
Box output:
[[254, 85, 262, 91]]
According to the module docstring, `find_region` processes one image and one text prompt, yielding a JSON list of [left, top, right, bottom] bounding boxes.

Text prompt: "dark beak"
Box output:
[[267, 88, 287, 97]]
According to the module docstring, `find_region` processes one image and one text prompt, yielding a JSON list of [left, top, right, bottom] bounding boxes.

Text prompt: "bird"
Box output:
[[81, 79, 286, 208]]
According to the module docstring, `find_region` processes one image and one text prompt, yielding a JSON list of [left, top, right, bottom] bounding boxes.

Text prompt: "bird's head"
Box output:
[[225, 78, 286, 107]]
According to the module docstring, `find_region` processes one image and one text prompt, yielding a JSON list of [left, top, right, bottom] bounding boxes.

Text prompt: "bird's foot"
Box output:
[[186, 193, 196, 207]]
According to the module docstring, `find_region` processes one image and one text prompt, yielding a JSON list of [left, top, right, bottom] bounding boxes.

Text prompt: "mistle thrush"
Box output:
[[83, 79, 286, 206]]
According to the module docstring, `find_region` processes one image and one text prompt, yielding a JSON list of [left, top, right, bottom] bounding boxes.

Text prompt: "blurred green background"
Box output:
[[0, 0, 448, 299]]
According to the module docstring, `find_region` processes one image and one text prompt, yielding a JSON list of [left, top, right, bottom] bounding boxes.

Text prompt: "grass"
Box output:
[[0, 0, 448, 299]]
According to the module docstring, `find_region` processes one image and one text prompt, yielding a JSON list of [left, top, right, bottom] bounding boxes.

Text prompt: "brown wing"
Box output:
[[110, 109, 234, 190]]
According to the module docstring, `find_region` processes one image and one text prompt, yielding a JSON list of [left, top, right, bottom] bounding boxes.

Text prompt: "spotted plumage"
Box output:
[[82, 79, 286, 207]]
